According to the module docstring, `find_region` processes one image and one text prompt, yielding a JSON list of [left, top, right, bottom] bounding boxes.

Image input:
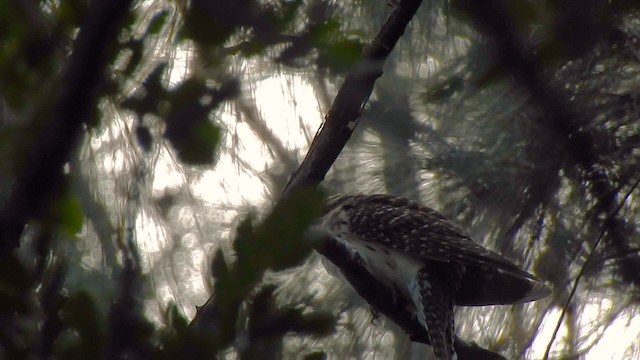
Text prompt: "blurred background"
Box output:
[[1, 0, 640, 359]]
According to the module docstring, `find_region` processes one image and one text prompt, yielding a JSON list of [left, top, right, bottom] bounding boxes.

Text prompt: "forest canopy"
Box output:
[[1, 0, 639, 359]]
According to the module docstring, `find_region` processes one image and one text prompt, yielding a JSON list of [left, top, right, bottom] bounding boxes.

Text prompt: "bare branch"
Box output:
[[280, 0, 424, 199]]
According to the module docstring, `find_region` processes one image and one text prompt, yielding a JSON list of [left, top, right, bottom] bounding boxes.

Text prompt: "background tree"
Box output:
[[1, 0, 639, 359]]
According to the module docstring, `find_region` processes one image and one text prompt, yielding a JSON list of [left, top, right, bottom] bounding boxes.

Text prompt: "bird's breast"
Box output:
[[351, 240, 424, 286]]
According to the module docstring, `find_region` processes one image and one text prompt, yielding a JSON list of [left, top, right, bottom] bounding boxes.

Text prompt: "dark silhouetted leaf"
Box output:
[[181, 0, 253, 45], [135, 125, 153, 152], [122, 63, 168, 118], [164, 78, 238, 165], [55, 193, 84, 236], [304, 352, 327, 360], [147, 10, 169, 35], [317, 38, 363, 74], [167, 303, 189, 333], [123, 38, 144, 76]]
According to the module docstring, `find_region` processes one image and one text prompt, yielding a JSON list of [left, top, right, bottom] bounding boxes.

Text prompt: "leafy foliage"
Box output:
[[123, 66, 239, 165], [2, 0, 640, 359], [0, 0, 342, 358]]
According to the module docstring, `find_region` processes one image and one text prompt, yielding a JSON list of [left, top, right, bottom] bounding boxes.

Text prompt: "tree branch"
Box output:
[[280, 0, 424, 199], [0, 0, 134, 254], [191, 0, 424, 344]]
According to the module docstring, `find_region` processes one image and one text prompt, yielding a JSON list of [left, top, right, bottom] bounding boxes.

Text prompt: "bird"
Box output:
[[316, 194, 550, 360]]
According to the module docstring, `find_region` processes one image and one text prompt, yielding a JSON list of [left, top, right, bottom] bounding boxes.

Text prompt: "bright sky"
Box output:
[[531, 299, 640, 359]]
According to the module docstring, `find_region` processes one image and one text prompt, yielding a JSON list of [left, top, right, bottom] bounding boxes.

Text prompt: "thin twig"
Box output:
[[543, 178, 640, 359]]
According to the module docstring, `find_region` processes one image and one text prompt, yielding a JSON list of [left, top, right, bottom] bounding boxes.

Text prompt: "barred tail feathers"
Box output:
[[409, 268, 457, 360]]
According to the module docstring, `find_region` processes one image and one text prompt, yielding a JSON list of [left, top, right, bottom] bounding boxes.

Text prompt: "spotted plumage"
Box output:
[[319, 194, 549, 360]]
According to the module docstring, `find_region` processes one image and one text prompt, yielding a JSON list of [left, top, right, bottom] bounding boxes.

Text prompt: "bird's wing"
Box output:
[[338, 194, 537, 281]]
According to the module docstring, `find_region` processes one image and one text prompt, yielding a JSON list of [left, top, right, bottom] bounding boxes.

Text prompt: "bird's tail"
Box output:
[[411, 268, 458, 360]]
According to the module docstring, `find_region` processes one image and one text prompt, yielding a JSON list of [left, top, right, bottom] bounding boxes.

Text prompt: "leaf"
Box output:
[[55, 193, 84, 236], [255, 187, 325, 271], [146, 11, 169, 35], [60, 291, 105, 358], [122, 38, 144, 76], [57, 0, 89, 30], [304, 352, 327, 360], [180, 0, 253, 45], [248, 284, 277, 320], [211, 248, 231, 281], [231, 215, 264, 285], [135, 125, 153, 152], [309, 19, 341, 43], [164, 78, 237, 165], [167, 303, 189, 333], [317, 38, 363, 74], [167, 119, 221, 165], [121, 63, 168, 118], [0, 253, 32, 314]]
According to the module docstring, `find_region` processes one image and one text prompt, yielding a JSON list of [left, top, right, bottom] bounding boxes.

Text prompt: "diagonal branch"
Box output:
[[194, 2, 517, 359], [191, 0, 424, 342], [280, 0, 424, 199]]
